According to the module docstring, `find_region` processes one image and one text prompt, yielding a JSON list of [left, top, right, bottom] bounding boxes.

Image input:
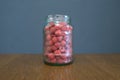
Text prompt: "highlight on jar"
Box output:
[[43, 14, 73, 65]]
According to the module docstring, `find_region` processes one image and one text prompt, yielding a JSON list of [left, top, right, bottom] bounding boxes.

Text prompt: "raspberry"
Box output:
[[66, 25, 73, 31], [60, 47, 66, 53], [45, 31, 50, 34], [46, 35, 51, 41], [51, 34, 56, 37], [54, 42, 61, 48], [49, 22, 55, 27], [51, 46, 57, 51], [50, 27, 56, 33], [54, 26, 61, 30], [64, 36, 69, 41], [50, 58, 56, 63], [57, 59, 64, 63], [48, 41, 53, 46], [61, 40, 66, 46], [55, 56, 61, 60], [44, 22, 73, 64], [46, 47, 52, 52], [55, 30, 62, 36], [61, 27, 67, 31], [69, 26, 73, 30], [61, 32, 66, 36], [44, 26, 50, 31], [54, 50, 61, 54], [60, 55, 67, 60], [47, 53, 55, 60], [57, 36, 63, 41], [52, 37, 57, 43]]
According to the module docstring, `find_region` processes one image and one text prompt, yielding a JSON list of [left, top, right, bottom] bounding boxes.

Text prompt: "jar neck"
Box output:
[[47, 14, 69, 24]]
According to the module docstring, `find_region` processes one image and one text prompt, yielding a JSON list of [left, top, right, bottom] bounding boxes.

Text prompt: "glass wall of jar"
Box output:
[[43, 14, 73, 65]]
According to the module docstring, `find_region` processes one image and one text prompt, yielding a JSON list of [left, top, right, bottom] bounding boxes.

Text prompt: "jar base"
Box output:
[[44, 60, 73, 66]]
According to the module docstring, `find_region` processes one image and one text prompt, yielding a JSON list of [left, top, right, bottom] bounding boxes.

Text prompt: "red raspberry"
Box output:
[[46, 35, 51, 41], [54, 26, 61, 30], [47, 53, 55, 60], [51, 46, 57, 51], [60, 47, 66, 53], [61, 32, 66, 36], [46, 47, 52, 52], [54, 42, 61, 48], [66, 27, 70, 31], [50, 27, 56, 33], [60, 55, 67, 60], [61, 26, 67, 31], [61, 40, 66, 46], [54, 53, 60, 57], [54, 50, 61, 54], [52, 37, 57, 43], [50, 58, 56, 63], [57, 36, 63, 41], [55, 56, 60, 61], [48, 41, 53, 46], [51, 34, 56, 37], [63, 37, 66, 41], [49, 22, 55, 26], [57, 59, 64, 63], [66, 25, 73, 31], [69, 26, 73, 30], [44, 26, 50, 31], [45, 31, 50, 34], [55, 30, 62, 36]]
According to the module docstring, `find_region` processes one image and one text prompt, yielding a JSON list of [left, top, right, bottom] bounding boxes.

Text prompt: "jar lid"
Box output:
[[47, 14, 69, 23]]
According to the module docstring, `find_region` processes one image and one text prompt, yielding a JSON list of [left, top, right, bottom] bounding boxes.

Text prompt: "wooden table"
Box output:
[[0, 54, 120, 80]]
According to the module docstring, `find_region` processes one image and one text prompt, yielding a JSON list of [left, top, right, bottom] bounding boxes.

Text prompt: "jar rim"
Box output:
[[47, 14, 70, 23]]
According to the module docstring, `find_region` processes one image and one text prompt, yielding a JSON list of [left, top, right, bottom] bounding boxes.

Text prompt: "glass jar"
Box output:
[[43, 14, 73, 65]]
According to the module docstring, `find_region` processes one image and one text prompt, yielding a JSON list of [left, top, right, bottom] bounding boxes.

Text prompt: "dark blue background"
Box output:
[[0, 0, 120, 53]]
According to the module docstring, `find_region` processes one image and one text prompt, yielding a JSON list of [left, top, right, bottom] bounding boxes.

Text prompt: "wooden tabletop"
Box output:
[[0, 54, 120, 80]]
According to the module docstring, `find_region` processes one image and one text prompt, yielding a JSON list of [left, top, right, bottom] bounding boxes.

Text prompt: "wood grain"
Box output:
[[0, 54, 120, 80]]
